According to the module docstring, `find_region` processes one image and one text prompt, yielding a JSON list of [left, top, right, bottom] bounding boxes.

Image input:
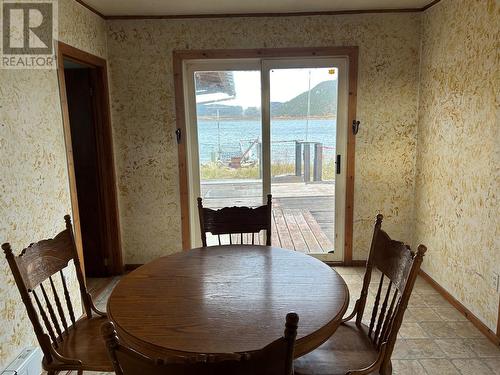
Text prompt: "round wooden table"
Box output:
[[107, 245, 348, 358]]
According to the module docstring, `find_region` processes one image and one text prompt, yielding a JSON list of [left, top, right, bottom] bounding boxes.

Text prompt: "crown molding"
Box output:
[[73, 0, 442, 20], [73, 0, 104, 18]]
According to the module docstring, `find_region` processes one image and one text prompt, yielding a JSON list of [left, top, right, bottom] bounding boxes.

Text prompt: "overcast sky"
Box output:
[[197, 67, 337, 109]]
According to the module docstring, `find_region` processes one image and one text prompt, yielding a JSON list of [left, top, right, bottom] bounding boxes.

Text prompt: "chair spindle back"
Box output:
[[198, 194, 272, 247], [2, 215, 94, 363], [354, 214, 427, 365]]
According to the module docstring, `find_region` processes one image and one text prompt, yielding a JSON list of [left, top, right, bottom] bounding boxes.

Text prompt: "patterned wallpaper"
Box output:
[[2, 0, 497, 368], [106, 13, 422, 264], [415, 0, 499, 331], [0, 0, 107, 368], [58, 0, 108, 59]]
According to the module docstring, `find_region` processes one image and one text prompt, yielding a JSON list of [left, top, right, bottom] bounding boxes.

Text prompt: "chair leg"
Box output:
[[380, 360, 392, 375]]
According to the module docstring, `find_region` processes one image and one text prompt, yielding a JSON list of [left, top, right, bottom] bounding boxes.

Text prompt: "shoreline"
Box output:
[[197, 115, 337, 121]]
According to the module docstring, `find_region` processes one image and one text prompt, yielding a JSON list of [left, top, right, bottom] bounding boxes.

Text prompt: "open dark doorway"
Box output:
[[57, 42, 122, 278], [63, 61, 106, 276]]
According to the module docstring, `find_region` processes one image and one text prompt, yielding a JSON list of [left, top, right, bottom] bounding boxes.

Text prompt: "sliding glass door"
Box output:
[[184, 57, 348, 260], [193, 67, 263, 209]]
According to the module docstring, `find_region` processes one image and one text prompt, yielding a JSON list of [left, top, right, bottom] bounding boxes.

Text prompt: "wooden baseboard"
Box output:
[[324, 261, 343, 266], [351, 260, 366, 267], [124, 263, 143, 271], [419, 270, 500, 347]]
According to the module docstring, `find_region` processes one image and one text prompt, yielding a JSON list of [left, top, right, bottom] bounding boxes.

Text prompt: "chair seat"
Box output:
[[57, 315, 112, 371], [294, 322, 382, 375]]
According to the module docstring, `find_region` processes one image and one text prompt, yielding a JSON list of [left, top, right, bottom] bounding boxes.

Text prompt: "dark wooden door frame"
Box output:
[[56, 41, 123, 275], [173, 46, 358, 264], [497, 297, 500, 339]]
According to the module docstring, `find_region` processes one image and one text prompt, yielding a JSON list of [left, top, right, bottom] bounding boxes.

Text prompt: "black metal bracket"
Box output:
[[352, 120, 360, 135]]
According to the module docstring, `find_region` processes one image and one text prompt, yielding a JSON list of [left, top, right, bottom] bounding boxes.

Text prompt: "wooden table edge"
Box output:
[[295, 277, 350, 357], [107, 247, 350, 359]]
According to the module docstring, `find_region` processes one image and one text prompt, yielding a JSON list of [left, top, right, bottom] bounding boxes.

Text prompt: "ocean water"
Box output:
[[197, 118, 337, 164]]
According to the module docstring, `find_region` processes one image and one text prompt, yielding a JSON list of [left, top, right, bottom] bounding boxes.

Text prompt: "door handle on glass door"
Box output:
[[175, 128, 182, 144], [336, 154, 341, 174]]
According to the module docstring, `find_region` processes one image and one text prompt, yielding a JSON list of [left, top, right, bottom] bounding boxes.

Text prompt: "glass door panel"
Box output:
[[192, 68, 262, 245], [262, 59, 347, 262], [194, 70, 262, 209], [185, 58, 347, 257]]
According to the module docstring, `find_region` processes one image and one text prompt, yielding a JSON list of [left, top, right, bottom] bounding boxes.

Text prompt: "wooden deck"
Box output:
[[202, 180, 335, 253], [272, 207, 333, 253], [210, 207, 333, 253]]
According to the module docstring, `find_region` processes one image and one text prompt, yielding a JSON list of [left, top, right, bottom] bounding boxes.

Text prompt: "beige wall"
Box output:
[[1, 0, 498, 368], [0, 0, 107, 368], [414, 0, 499, 331], [106, 13, 421, 264]]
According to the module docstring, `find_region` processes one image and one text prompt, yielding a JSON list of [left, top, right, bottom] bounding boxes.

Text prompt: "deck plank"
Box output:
[[293, 210, 322, 252], [271, 214, 281, 247], [230, 233, 237, 245], [239, 233, 257, 245], [283, 209, 308, 253], [260, 231, 266, 245], [208, 231, 276, 247], [204, 205, 332, 254], [252, 232, 259, 245], [255, 233, 260, 245], [273, 208, 294, 250], [302, 209, 334, 252]]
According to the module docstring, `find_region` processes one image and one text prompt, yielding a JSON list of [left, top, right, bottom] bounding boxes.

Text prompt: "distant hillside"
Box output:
[[196, 103, 243, 118], [197, 80, 337, 118], [272, 80, 338, 117]]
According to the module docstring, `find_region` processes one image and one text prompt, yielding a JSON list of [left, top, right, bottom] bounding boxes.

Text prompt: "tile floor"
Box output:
[[63, 267, 500, 374], [333, 266, 500, 375]]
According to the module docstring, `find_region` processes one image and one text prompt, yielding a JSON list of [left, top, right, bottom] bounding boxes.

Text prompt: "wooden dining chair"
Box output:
[[197, 194, 272, 247], [294, 214, 427, 375], [2, 215, 112, 374], [101, 312, 299, 375]]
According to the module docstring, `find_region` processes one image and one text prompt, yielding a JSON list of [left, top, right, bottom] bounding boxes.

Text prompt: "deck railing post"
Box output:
[[303, 143, 311, 182], [257, 142, 262, 179], [295, 141, 302, 177], [313, 143, 323, 182]]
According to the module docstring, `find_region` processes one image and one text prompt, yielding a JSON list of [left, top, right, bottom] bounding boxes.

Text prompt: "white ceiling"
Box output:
[[83, 0, 434, 17]]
